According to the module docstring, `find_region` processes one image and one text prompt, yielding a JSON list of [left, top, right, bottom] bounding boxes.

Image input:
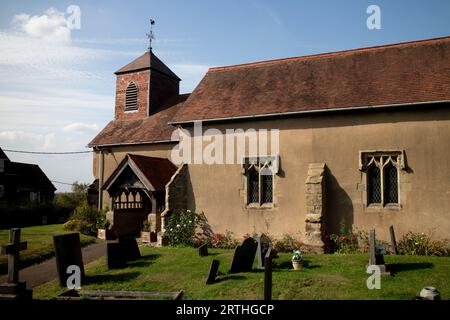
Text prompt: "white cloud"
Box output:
[[11, 8, 72, 44], [63, 123, 99, 134]]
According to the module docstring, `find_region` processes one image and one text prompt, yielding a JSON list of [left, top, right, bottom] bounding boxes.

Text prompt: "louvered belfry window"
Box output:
[[245, 157, 274, 206], [125, 82, 138, 111], [364, 153, 400, 206]]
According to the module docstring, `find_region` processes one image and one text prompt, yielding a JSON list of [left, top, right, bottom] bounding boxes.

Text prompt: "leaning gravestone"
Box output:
[[205, 260, 220, 285], [367, 229, 390, 276], [119, 237, 141, 261], [199, 243, 208, 257], [229, 237, 258, 273], [53, 233, 85, 287], [256, 234, 272, 270], [0, 228, 32, 300], [264, 247, 274, 301], [389, 225, 398, 254]]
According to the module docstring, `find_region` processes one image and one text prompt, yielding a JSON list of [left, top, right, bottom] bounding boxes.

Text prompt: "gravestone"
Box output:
[[256, 234, 272, 270], [107, 241, 127, 269], [53, 233, 85, 287], [0, 228, 32, 300], [367, 229, 390, 276], [205, 260, 220, 285], [107, 238, 141, 269], [119, 237, 141, 261], [389, 225, 398, 254], [264, 247, 274, 301], [199, 243, 208, 257], [229, 237, 258, 273]]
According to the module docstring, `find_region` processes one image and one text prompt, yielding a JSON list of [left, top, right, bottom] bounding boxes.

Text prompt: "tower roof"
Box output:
[[114, 50, 181, 80]]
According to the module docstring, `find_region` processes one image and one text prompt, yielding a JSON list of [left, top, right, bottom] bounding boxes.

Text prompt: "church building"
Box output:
[[89, 36, 450, 251]]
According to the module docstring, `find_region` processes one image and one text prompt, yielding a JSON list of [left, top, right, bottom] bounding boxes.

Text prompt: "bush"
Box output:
[[211, 230, 240, 249], [398, 232, 449, 256], [327, 222, 369, 254], [165, 209, 207, 246], [63, 204, 103, 236], [273, 233, 303, 253]]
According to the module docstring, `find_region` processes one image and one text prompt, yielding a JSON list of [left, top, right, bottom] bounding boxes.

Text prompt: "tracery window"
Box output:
[[362, 153, 401, 206], [244, 157, 275, 206]]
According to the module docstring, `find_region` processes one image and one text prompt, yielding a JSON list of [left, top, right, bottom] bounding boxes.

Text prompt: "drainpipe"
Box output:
[[98, 148, 104, 211]]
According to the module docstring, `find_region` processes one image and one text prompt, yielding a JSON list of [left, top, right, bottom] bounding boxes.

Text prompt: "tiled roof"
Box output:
[[171, 36, 450, 123], [88, 94, 189, 147], [104, 154, 177, 192], [114, 50, 181, 80]]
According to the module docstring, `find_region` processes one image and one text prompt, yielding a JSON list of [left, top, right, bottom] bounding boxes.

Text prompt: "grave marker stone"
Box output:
[[389, 225, 398, 254], [229, 237, 257, 273], [256, 234, 272, 270], [205, 260, 220, 285], [367, 228, 390, 276], [264, 247, 273, 301], [53, 233, 85, 287], [107, 241, 127, 269], [0, 228, 32, 300], [199, 244, 208, 257]]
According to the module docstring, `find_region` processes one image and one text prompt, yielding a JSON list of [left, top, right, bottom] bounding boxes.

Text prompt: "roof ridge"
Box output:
[[209, 35, 450, 73]]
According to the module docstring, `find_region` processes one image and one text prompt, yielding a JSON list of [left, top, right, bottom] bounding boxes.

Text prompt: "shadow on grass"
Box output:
[[215, 275, 247, 283], [84, 272, 141, 285], [388, 262, 434, 275], [275, 259, 320, 270], [127, 254, 161, 268]]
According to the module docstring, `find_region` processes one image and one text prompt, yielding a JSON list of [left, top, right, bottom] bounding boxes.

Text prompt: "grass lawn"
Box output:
[[0, 224, 97, 274], [34, 246, 450, 300]]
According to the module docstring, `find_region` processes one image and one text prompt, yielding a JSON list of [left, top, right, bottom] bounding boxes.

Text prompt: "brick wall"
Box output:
[[115, 71, 150, 120], [114, 70, 179, 121]]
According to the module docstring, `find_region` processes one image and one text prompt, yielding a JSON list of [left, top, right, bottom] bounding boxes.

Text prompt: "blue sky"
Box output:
[[0, 0, 449, 192]]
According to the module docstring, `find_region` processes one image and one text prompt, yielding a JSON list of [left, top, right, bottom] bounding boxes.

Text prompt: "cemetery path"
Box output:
[[0, 242, 106, 289]]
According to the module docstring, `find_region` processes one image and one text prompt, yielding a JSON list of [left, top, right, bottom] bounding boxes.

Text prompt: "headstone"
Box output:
[[53, 233, 85, 287], [389, 225, 398, 254], [0, 228, 32, 300], [205, 260, 220, 285], [264, 248, 273, 301], [118, 237, 141, 261], [107, 241, 127, 269], [256, 234, 272, 270], [107, 238, 141, 269], [367, 228, 390, 276], [229, 237, 258, 273], [199, 243, 208, 257], [419, 287, 441, 300]]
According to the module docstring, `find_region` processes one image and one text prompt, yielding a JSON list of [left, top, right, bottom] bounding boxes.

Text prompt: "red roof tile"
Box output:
[[88, 94, 188, 147], [171, 36, 450, 123]]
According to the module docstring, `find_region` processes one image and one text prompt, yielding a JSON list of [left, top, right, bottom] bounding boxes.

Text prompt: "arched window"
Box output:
[[363, 153, 400, 206], [384, 161, 398, 204], [125, 82, 138, 111], [367, 162, 381, 205], [247, 166, 259, 204]]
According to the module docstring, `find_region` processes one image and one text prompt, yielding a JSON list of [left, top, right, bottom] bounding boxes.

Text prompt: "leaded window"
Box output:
[[363, 153, 400, 206], [125, 82, 138, 111], [245, 157, 274, 205]]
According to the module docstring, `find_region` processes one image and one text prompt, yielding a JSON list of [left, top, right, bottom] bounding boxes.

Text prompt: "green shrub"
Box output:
[[327, 222, 369, 254], [211, 230, 240, 249], [165, 210, 207, 246], [63, 204, 103, 236], [398, 232, 449, 256], [273, 233, 303, 253]]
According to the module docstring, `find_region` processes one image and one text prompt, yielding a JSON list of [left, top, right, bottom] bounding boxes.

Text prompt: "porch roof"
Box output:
[[103, 154, 178, 192]]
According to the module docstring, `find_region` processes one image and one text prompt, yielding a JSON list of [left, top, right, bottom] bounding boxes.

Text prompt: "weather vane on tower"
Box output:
[[146, 19, 156, 51]]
